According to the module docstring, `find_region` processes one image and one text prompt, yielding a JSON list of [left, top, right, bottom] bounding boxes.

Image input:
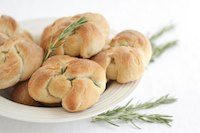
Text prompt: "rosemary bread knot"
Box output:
[[109, 30, 152, 66], [92, 46, 145, 83], [92, 30, 152, 83], [0, 36, 44, 89], [28, 55, 106, 112], [40, 12, 109, 58]]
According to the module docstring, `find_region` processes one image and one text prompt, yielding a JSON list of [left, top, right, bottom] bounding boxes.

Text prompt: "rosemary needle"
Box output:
[[43, 17, 88, 61], [92, 95, 176, 128]]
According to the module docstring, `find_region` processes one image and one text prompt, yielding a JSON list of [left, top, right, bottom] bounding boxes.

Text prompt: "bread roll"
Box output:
[[0, 15, 33, 40], [11, 80, 61, 107], [109, 30, 152, 65], [0, 36, 44, 89], [11, 81, 41, 106], [28, 55, 106, 112], [92, 46, 144, 83], [41, 12, 109, 58]]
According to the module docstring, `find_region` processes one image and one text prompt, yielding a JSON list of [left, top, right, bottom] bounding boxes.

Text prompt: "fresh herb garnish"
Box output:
[[43, 17, 87, 61], [92, 95, 176, 128]]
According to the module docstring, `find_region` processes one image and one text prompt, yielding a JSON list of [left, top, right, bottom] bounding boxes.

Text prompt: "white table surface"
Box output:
[[0, 0, 200, 133]]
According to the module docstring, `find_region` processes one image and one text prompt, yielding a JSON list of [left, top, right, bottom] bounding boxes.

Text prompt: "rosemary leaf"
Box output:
[[43, 17, 87, 61], [130, 121, 141, 129]]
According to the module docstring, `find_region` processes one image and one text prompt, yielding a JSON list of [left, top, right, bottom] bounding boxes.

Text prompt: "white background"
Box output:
[[0, 0, 200, 133]]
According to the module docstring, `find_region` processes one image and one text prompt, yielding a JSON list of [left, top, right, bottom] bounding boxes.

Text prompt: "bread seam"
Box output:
[[13, 45, 24, 81], [46, 76, 61, 100]]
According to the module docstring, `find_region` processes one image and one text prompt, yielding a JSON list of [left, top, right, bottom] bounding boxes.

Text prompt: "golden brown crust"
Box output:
[[64, 22, 105, 58], [0, 36, 44, 89], [0, 15, 33, 40], [92, 46, 144, 83], [41, 17, 71, 42], [40, 12, 109, 58], [0, 15, 18, 36], [109, 30, 152, 65], [73, 12, 110, 38], [28, 55, 106, 112], [16, 30, 33, 41], [62, 78, 100, 112], [11, 81, 41, 106]]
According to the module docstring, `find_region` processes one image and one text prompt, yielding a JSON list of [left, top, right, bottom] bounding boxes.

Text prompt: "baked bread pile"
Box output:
[[0, 13, 152, 112]]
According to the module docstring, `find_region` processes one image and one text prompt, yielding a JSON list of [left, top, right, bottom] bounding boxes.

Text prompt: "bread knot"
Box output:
[[40, 12, 110, 58], [28, 55, 106, 112], [92, 30, 152, 83], [0, 36, 44, 89]]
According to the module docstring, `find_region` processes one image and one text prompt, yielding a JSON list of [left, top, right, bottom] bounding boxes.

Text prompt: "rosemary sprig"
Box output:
[[150, 25, 178, 63], [43, 17, 87, 61], [150, 25, 175, 42], [129, 94, 176, 111], [150, 40, 177, 62], [92, 95, 176, 128]]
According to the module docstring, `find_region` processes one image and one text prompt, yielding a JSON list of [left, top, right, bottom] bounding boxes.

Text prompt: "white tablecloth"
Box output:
[[0, 0, 199, 133]]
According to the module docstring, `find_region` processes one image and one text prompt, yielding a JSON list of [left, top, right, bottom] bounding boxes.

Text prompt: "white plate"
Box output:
[[0, 18, 140, 123]]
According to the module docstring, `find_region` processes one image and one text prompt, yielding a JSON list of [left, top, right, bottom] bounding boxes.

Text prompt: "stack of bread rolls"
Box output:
[[0, 12, 152, 112]]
